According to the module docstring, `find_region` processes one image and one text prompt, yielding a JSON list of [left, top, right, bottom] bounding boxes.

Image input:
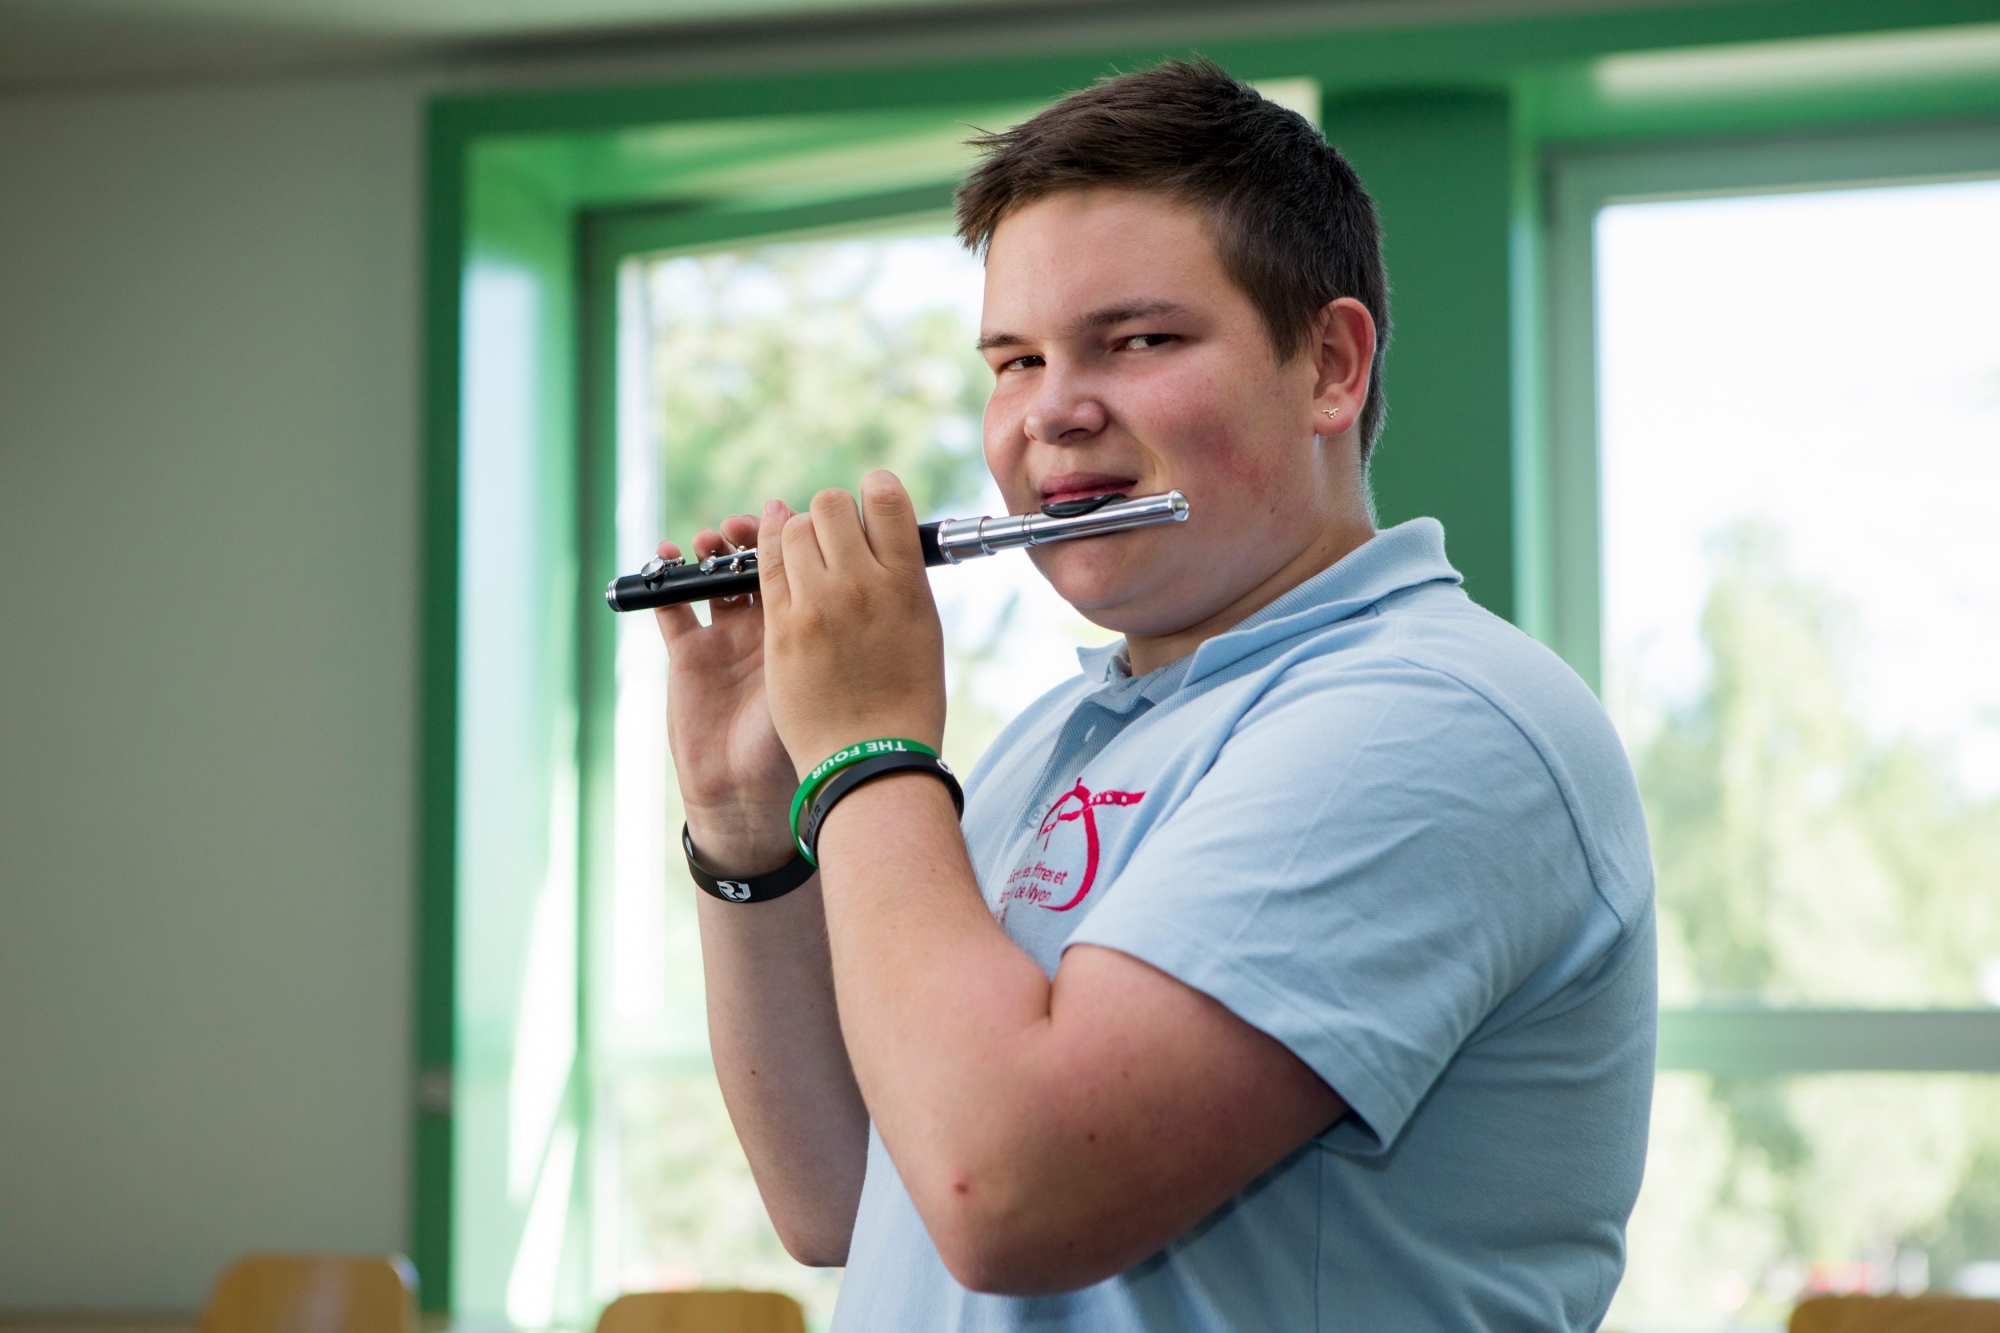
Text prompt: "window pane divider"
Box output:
[[1659, 1007, 2000, 1073]]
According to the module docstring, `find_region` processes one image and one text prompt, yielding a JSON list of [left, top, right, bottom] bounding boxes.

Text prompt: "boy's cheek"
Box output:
[[980, 437, 1024, 498], [981, 391, 1015, 448], [1123, 357, 1232, 435], [981, 411, 1031, 495]]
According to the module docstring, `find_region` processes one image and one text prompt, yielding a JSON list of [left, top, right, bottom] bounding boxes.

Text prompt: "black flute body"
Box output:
[[609, 563, 760, 609], [606, 490, 1188, 613]]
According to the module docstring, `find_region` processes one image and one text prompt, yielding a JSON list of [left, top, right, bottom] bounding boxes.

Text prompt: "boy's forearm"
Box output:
[[696, 879, 871, 1265], [813, 776, 1072, 1272]]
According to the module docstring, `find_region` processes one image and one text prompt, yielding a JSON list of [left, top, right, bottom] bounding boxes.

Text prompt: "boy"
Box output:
[[654, 59, 1655, 1331]]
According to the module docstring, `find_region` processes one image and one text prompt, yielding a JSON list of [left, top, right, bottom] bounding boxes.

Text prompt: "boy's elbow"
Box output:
[[935, 1234, 1050, 1297], [918, 1166, 1116, 1297], [770, 1213, 852, 1269], [931, 1214, 1034, 1295], [933, 1217, 1118, 1297]]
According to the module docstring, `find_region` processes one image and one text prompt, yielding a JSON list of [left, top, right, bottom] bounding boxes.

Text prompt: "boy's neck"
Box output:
[[1124, 511, 1378, 677]]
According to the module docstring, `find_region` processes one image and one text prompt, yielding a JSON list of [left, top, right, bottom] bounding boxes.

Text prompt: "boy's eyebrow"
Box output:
[[1070, 300, 1194, 335], [976, 300, 1195, 352]]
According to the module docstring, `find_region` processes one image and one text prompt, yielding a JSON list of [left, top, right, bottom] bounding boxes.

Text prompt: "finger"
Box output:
[[654, 602, 701, 644], [690, 529, 753, 613], [699, 517, 764, 613], [809, 487, 871, 573], [857, 470, 922, 572], [755, 500, 794, 617], [781, 507, 829, 596], [646, 540, 703, 643], [719, 513, 760, 550]]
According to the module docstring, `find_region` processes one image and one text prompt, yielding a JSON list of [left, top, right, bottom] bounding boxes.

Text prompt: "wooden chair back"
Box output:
[[198, 1254, 418, 1333], [595, 1290, 807, 1333], [1792, 1295, 2000, 1333]]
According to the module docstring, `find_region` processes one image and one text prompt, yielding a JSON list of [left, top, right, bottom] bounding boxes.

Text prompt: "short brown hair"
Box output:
[[956, 58, 1392, 458]]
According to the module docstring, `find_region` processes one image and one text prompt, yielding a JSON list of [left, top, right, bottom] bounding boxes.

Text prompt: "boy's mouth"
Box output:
[[1037, 472, 1141, 508]]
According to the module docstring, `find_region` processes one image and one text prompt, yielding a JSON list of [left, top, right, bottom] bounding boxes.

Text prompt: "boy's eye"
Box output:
[[1119, 333, 1177, 351], [1001, 354, 1044, 372]]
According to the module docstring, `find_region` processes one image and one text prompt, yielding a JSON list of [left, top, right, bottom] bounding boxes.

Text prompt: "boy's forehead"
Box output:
[[985, 188, 1216, 274], [980, 189, 1230, 328]]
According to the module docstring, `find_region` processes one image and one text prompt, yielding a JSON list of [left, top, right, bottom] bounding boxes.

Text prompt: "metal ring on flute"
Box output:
[[603, 490, 1189, 613]]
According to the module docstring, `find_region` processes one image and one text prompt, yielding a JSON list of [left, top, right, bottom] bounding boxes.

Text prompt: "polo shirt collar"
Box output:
[[1076, 518, 1461, 692], [1075, 640, 1193, 712]]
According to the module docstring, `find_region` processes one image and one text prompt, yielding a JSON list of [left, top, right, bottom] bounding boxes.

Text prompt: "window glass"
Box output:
[[1596, 180, 2000, 1010], [596, 231, 1111, 1321], [1608, 1072, 2000, 1329], [1599, 177, 2000, 1329]]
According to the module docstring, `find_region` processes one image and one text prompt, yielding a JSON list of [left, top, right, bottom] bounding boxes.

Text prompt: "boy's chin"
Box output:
[[1033, 548, 1133, 612], [1031, 540, 1208, 637], [1042, 568, 1191, 640], [1046, 578, 1135, 630]]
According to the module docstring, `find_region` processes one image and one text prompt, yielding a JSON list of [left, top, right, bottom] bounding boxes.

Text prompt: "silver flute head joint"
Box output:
[[931, 491, 1186, 564], [932, 516, 979, 563]]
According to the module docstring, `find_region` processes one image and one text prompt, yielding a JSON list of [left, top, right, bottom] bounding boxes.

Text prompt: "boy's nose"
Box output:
[[1024, 372, 1108, 444]]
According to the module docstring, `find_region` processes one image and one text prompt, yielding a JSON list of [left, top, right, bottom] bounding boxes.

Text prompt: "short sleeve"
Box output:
[[1063, 656, 1597, 1152]]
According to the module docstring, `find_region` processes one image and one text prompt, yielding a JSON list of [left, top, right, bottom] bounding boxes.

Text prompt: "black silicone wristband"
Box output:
[[799, 751, 964, 865], [682, 824, 816, 904]]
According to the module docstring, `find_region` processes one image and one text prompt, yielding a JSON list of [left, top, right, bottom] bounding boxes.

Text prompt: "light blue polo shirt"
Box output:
[[831, 518, 1657, 1332]]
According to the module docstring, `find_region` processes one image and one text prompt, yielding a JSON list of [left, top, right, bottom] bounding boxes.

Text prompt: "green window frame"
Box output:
[[420, 5, 2000, 1320]]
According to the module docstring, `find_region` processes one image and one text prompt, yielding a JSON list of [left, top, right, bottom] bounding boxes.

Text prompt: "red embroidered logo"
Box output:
[[1010, 780, 1146, 912]]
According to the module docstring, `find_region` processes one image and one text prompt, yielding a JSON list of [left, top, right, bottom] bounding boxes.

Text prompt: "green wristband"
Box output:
[[789, 738, 940, 859]]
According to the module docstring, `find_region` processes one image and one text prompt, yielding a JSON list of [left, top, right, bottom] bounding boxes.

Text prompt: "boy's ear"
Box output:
[[1310, 298, 1376, 432]]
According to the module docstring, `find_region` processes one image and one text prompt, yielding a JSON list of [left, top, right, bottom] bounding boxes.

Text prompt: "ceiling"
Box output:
[[5, 0, 1007, 40], [0, 0, 1728, 95]]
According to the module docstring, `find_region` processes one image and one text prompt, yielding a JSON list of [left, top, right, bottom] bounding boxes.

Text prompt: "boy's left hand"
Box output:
[[756, 470, 948, 775]]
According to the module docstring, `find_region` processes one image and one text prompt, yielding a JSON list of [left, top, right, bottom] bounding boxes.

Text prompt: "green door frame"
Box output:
[[420, 1, 2000, 1313]]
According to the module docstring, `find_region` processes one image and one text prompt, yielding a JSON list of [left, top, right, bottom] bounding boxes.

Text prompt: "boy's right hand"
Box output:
[[654, 506, 803, 875]]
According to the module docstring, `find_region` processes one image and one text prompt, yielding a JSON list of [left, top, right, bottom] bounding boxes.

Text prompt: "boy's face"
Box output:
[[979, 187, 1346, 638]]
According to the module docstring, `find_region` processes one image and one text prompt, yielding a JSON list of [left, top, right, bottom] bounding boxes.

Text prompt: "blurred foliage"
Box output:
[[649, 242, 993, 539], [1609, 523, 2000, 1329], [1639, 521, 2000, 1008]]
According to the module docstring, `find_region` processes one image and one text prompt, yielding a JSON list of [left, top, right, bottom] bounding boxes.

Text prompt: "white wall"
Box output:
[[0, 73, 426, 1309]]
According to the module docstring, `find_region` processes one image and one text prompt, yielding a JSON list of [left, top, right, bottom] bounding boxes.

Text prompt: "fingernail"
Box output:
[[765, 499, 782, 515]]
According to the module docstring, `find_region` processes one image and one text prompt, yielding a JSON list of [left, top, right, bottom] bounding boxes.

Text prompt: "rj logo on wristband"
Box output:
[[682, 824, 815, 904]]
